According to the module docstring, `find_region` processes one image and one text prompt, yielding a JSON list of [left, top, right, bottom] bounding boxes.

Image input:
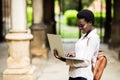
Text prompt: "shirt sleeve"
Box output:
[[86, 37, 100, 68], [91, 50, 99, 68], [66, 59, 90, 68]]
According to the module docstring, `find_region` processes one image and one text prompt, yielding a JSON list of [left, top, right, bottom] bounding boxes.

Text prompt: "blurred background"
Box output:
[[0, 0, 120, 80]]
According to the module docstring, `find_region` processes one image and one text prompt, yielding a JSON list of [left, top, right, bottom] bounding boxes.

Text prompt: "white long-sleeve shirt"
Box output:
[[66, 29, 100, 80]]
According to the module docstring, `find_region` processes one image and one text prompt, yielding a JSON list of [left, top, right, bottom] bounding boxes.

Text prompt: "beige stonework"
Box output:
[[3, 0, 36, 79], [31, 0, 48, 59], [5, 33, 33, 68], [3, 32, 36, 80], [31, 47, 48, 58], [3, 65, 36, 75], [31, 24, 48, 59], [33, 0, 43, 24], [3, 67, 36, 80], [3, 74, 36, 80]]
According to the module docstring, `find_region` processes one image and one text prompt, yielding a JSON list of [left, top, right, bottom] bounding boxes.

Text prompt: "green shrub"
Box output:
[[94, 12, 105, 27], [64, 10, 78, 26], [27, 6, 32, 27], [94, 17, 105, 28]]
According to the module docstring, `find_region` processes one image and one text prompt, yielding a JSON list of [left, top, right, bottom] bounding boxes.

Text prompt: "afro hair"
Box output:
[[77, 9, 95, 25]]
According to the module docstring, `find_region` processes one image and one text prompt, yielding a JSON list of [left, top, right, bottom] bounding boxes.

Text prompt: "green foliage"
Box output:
[[82, 0, 94, 8], [26, 0, 32, 27], [62, 0, 80, 13], [27, 6, 32, 27], [94, 17, 105, 28], [64, 10, 78, 26], [60, 30, 79, 38], [94, 12, 106, 18], [27, 0, 32, 7], [94, 12, 106, 27], [56, 25, 79, 39], [54, 0, 60, 15]]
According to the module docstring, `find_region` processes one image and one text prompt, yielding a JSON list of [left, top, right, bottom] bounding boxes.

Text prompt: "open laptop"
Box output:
[[47, 34, 80, 60]]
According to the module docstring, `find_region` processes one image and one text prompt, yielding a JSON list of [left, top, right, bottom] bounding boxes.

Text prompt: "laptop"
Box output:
[[47, 34, 80, 60]]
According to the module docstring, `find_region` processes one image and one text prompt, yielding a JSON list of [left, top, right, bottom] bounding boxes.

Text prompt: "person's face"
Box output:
[[77, 19, 92, 34]]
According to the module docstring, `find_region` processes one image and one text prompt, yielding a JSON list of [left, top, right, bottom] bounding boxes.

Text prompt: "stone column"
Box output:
[[109, 0, 120, 48], [30, 0, 47, 58], [0, 0, 3, 41], [3, 0, 36, 80], [104, 0, 112, 43], [43, 0, 56, 34]]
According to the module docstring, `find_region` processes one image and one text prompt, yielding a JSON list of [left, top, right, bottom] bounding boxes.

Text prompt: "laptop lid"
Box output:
[[47, 34, 65, 58], [47, 34, 81, 60]]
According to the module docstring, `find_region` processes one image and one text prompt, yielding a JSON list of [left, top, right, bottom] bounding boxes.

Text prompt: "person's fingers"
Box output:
[[65, 52, 75, 57], [66, 53, 71, 57], [71, 51, 76, 57]]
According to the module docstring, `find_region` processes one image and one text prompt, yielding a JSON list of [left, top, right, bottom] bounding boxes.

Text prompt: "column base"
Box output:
[[3, 65, 36, 74], [3, 65, 36, 80], [31, 48, 48, 59], [3, 74, 36, 80], [30, 23, 48, 59]]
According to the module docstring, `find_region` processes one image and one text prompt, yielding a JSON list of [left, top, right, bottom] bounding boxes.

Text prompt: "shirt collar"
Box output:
[[82, 28, 97, 39], [87, 28, 97, 37]]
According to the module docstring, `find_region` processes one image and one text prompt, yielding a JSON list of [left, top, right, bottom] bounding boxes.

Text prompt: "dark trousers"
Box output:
[[69, 77, 87, 80]]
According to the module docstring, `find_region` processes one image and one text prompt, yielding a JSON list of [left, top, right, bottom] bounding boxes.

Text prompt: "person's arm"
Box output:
[[53, 49, 66, 62], [65, 51, 90, 67], [66, 59, 90, 68], [67, 37, 99, 68]]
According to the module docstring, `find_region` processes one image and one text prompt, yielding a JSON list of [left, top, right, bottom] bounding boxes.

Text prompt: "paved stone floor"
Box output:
[[0, 40, 120, 80]]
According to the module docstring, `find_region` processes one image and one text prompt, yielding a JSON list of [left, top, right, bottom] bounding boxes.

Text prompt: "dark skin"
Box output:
[[53, 49, 66, 62], [53, 18, 94, 61]]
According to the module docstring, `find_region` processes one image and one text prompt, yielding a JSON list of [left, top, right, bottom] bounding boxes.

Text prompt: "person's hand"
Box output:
[[65, 51, 76, 57], [53, 49, 61, 59]]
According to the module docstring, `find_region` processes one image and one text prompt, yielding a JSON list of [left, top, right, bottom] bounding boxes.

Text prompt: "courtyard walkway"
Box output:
[[0, 40, 120, 80]]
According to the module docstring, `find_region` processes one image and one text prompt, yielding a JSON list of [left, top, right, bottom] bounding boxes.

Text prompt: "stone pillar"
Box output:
[[2, 0, 11, 40], [104, 0, 112, 43], [3, 0, 36, 80], [30, 0, 48, 58], [0, 0, 3, 41], [43, 0, 56, 34], [109, 0, 120, 48]]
